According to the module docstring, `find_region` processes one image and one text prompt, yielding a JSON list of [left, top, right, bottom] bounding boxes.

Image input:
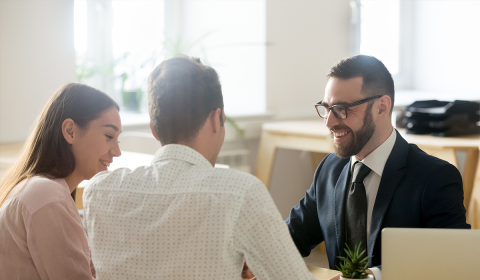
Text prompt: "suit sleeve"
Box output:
[[285, 155, 328, 257], [422, 163, 471, 229]]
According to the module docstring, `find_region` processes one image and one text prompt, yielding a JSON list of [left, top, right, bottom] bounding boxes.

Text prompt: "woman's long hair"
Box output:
[[0, 83, 119, 206]]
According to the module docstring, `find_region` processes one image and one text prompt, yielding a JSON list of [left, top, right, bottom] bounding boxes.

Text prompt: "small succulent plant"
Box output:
[[336, 242, 372, 279]]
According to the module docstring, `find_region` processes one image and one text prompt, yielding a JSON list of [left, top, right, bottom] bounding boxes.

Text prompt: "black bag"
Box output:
[[403, 100, 480, 137]]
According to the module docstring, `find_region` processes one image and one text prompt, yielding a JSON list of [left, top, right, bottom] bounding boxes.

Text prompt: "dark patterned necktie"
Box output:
[[345, 161, 371, 255]]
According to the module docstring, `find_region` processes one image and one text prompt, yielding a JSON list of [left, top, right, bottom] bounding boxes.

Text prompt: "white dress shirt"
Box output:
[[349, 128, 396, 280], [83, 144, 315, 280]]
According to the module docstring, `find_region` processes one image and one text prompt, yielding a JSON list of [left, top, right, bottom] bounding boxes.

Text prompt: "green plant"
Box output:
[[225, 116, 244, 137], [76, 30, 266, 136], [336, 243, 372, 279], [76, 60, 113, 84]]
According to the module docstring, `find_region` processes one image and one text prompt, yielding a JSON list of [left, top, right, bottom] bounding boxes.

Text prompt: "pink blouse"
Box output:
[[0, 176, 95, 279]]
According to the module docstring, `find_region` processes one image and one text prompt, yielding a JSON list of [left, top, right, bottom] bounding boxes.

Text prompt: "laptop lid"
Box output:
[[382, 228, 480, 279]]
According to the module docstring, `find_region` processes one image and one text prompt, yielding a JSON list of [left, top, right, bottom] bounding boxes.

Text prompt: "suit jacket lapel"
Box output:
[[368, 130, 408, 262], [334, 158, 353, 259]]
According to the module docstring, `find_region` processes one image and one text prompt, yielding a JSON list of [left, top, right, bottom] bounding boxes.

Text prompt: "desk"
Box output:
[[240, 266, 338, 280], [467, 147, 480, 228], [255, 119, 480, 216], [307, 265, 339, 280]]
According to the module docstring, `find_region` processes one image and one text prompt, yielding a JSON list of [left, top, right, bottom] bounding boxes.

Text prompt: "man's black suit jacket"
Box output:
[[286, 130, 470, 270]]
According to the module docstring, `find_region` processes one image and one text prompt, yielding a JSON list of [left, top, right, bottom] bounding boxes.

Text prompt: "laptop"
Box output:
[[382, 228, 480, 279]]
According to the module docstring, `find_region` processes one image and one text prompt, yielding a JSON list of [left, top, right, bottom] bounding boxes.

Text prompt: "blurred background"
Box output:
[[1, 0, 480, 265]]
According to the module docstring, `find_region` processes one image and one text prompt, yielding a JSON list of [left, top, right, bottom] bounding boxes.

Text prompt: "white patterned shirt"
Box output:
[[83, 144, 315, 280]]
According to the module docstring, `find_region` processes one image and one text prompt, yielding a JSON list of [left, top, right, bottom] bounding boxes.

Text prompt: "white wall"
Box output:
[[265, 0, 351, 216], [179, 0, 266, 116], [0, 0, 352, 225], [411, 1, 480, 93], [266, 0, 351, 120], [0, 0, 76, 143]]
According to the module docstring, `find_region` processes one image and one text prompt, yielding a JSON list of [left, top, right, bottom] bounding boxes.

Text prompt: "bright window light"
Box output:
[[74, 0, 164, 110], [360, 0, 400, 75], [173, 0, 266, 116], [74, 0, 87, 56], [112, 1, 164, 93], [74, 0, 265, 116]]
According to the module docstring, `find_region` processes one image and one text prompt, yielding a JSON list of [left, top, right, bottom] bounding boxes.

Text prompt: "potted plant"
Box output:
[[336, 243, 373, 279], [119, 71, 143, 112]]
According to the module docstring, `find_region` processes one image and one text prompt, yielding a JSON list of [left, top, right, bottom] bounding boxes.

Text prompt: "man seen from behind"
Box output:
[[83, 55, 316, 280]]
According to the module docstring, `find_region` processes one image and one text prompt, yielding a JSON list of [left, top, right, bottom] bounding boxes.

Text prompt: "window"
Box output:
[[74, 0, 266, 116], [75, 0, 164, 112], [353, 0, 480, 101], [351, 0, 409, 89], [174, 0, 266, 116], [359, 0, 400, 75]]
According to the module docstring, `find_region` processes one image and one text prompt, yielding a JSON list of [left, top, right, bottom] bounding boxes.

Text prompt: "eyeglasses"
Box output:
[[315, 95, 383, 120]]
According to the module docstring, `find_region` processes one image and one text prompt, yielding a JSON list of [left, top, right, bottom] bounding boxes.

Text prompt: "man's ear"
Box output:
[[210, 108, 222, 133], [377, 95, 392, 116], [62, 118, 76, 144], [150, 123, 161, 141]]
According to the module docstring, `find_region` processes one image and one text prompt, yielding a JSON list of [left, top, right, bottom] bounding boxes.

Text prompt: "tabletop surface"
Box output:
[[262, 119, 480, 148], [307, 265, 339, 280]]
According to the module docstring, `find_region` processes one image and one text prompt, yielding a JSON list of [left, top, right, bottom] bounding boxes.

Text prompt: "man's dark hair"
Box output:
[[327, 55, 395, 113], [148, 55, 224, 145]]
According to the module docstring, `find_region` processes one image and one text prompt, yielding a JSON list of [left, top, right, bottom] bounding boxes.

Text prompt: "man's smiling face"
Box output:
[[323, 77, 376, 159]]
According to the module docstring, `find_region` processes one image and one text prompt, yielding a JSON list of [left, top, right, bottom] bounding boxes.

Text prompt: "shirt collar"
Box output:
[[350, 128, 396, 176], [152, 144, 213, 168]]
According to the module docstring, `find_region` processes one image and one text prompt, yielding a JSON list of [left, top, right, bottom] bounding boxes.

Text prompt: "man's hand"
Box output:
[[366, 269, 375, 279], [241, 262, 255, 280]]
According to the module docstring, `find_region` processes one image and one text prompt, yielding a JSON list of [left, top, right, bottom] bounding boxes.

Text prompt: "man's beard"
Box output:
[[332, 106, 376, 159]]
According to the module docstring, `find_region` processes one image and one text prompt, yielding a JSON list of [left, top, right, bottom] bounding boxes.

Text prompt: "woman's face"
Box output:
[[70, 107, 122, 180]]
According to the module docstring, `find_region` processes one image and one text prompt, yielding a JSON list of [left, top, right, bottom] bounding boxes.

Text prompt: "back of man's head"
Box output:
[[327, 55, 395, 113], [148, 55, 224, 145]]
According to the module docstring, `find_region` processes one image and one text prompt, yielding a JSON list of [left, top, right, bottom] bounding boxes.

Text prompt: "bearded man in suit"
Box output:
[[285, 55, 470, 280]]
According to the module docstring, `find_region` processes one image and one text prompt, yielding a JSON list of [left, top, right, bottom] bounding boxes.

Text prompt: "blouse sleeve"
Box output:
[[26, 202, 95, 280]]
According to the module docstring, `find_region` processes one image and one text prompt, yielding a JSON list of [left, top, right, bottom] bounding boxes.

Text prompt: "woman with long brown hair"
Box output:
[[0, 83, 122, 279]]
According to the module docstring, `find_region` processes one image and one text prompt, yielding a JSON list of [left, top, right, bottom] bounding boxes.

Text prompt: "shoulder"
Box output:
[[314, 153, 350, 177], [391, 143, 462, 188], [406, 144, 456, 172], [84, 167, 140, 192], [15, 176, 69, 214], [211, 166, 260, 180], [185, 166, 270, 198], [189, 167, 267, 196], [392, 133, 458, 176], [321, 153, 350, 167], [212, 167, 265, 188], [85, 163, 265, 196], [212, 169, 276, 213]]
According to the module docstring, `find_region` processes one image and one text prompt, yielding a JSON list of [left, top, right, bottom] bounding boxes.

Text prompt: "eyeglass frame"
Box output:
[[315, 95, 383, 120]]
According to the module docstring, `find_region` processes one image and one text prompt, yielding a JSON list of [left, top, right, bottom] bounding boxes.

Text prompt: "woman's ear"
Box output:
[[62, 118, 76, 144]]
